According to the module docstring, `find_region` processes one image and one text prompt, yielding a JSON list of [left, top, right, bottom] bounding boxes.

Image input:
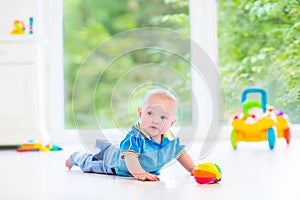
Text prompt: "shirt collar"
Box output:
[[134, 121, 151, 140]]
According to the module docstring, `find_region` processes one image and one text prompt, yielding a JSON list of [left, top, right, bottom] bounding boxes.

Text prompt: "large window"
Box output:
[[63, 0, 192, 129], [63, 0, 300, 134]]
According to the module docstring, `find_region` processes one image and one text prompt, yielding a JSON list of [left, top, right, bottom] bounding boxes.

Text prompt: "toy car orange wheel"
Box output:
[[284, 128, 291, 144]]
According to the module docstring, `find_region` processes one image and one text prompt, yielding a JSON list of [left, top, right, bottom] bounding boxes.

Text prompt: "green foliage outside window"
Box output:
[[218, 0, 300, 123]]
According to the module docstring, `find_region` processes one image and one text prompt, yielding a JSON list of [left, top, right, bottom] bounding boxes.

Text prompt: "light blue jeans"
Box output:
[[68, 140, 116, 174]]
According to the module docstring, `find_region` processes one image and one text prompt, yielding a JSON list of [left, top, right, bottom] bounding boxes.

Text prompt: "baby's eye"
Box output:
[[161, 115, 167, 120], [147, 111, 152, 116]]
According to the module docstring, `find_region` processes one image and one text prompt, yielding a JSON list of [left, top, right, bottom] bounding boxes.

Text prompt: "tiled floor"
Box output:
[[0, 138, 299, 200]]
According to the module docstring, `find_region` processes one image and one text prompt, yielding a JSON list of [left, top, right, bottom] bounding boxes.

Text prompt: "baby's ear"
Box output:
[[171, 118, 177, 126], [138, 107, 142, 117]]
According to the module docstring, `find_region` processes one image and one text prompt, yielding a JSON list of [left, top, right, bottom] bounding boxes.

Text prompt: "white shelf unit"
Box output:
[[0, 38, 45, 145], [0, 0, 46, 145]]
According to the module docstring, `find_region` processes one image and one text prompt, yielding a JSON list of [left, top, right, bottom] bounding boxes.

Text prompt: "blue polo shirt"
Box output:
[[111, 123, 185, 176]]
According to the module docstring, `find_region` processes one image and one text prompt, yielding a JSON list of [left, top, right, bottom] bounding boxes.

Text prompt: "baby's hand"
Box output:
[[135, 172, 160, 182]]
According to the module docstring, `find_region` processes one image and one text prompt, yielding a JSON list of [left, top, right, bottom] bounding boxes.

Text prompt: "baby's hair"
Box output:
[[142, 89, 178, 107]]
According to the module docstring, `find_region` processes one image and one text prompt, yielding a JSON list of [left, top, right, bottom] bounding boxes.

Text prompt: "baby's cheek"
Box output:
[[141, 117, 151, 127], [164, 121, 173, 129], [160, 123, 170, 132]]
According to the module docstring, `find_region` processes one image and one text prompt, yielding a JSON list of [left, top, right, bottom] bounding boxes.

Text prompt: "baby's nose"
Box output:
[[150, 115, 161, 124]]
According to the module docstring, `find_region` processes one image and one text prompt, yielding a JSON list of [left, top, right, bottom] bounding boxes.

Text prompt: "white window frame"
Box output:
[[190, 0, 220, 141], [42, 0, 65, 141]]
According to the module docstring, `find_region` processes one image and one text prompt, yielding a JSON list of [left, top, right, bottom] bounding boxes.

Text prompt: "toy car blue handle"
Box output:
[[241, 88, 267, 112]]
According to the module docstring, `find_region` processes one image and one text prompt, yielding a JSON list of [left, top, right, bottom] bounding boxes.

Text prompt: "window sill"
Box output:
[[53, 124, 300, 145]]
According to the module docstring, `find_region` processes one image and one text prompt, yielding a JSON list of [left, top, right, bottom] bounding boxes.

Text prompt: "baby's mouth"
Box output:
[[150, 125, 157, 129], [149, 126, 159, 131]]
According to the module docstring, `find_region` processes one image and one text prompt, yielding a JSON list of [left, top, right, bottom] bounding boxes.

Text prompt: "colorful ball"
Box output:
[[194, 162, 222, 184]]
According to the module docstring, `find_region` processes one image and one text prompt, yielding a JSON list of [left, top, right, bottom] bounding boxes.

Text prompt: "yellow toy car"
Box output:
[[231, 88, 291, 149]]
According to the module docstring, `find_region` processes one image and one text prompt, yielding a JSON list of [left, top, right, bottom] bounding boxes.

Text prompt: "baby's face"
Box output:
[[138, 95, 177, 138]]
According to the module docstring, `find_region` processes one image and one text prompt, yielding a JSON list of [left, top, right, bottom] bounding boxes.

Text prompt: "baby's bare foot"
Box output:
[[65, 159, 72, 170]]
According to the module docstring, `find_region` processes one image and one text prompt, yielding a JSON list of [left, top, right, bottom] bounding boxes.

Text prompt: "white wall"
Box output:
[[0, 0, 39, 36]]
